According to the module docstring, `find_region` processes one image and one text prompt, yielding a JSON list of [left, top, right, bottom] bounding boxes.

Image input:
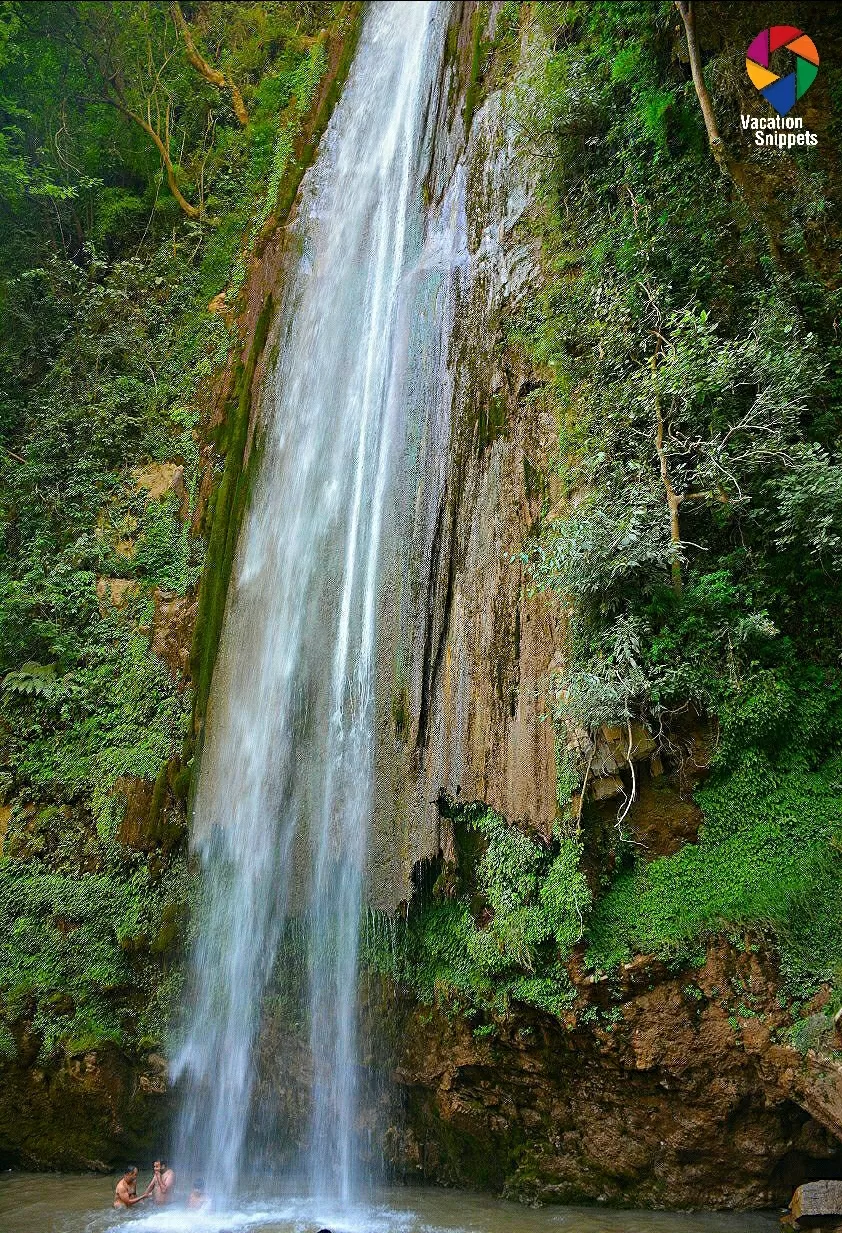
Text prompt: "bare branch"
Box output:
[[104, 93, 200, 219], [651, 351, 685, 594]]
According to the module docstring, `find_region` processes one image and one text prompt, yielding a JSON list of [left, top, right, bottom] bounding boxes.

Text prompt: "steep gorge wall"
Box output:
[[367, 0, 842, 1209], [4, 0, 842, 1205]]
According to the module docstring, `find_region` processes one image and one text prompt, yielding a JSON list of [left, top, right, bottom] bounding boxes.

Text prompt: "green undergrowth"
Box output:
[[0, 844, 189, 1060], [587, 666, 842, 991], [365, 807, 591, 1020], [0, 1, 355, 1062], [376, 663, 842, 1016]]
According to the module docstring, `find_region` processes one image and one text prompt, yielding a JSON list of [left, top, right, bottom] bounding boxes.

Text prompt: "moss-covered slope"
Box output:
[[0, 0, 361, 1168]]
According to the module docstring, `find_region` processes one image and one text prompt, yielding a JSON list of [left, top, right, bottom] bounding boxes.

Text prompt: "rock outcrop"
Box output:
[[0, 1039, 170, 1171], [387, 941, 842, 1207]]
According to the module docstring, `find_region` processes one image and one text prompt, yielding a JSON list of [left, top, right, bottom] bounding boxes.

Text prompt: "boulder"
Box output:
[[787, 1180, 842, 1228]]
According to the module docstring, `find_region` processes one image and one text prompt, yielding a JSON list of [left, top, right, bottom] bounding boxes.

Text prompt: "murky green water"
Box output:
[[0, 1175, 781, 1233]]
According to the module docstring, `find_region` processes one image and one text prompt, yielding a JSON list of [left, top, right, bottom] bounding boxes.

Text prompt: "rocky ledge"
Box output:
[[386, 939, 842, 1208]]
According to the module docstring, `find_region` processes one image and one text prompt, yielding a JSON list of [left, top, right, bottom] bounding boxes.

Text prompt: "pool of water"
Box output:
[[0, 1175, 782, 1233]]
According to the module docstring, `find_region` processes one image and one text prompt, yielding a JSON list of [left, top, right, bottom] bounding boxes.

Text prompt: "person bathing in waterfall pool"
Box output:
[[113, 1166, 148, 1209], [144, 1158, 176, 1205], [188, 1177, 209, 1210]]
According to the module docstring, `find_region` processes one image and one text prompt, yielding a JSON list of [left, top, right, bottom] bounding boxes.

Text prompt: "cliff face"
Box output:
[[388, 945, 842, 1208], [370, 4, 564, 910], [366, 0, 842, 1209], [3, 0, 842, 1203]]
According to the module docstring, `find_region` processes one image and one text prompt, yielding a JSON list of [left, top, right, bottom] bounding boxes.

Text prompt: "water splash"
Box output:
[[173, 1, 444, 1208]]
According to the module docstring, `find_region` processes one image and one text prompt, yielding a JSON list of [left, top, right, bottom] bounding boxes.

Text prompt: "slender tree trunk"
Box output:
[[110, 96, 201, 219], [675, 1, 726, 170], [651, 354, 684, 595], [675, 1, 784, 266], [172, 2, 249, 127]]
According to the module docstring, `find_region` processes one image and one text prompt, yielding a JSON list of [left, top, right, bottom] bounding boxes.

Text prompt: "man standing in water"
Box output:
[[146, 1158, 176, 1205], [113, 1166, 147, 1209]]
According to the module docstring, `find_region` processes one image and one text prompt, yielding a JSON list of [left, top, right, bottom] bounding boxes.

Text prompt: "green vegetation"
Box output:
[[587, 671, 842, 985], [394, 1, 842, 1021], [367, 807, 590, 1020], [516, 1, 842, 995], [0, 847, 189, 1059], [190, 294, 273, 730], [0, 0, 355, 1064]]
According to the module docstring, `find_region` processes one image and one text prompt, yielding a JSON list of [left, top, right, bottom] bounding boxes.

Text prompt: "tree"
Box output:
[[171, 1, 248, 128], [75, 1, 204, 219]]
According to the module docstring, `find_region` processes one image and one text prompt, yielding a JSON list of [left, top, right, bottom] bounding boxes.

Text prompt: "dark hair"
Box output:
[[192, 1177, 205, 1190], [124, 1165, 138, 1175], [158, 1159, 167, 1169]]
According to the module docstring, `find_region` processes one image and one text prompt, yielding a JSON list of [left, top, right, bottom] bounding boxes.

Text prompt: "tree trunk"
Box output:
[[110, 97, 201, 220], [675, 1, 784, 266], [651, 354, 684, 595], [675, 1, 726, 170], [172, 2, 249, 127]]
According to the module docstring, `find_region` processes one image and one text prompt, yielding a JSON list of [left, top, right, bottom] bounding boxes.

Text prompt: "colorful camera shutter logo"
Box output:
[[746, 27, 819, 116]]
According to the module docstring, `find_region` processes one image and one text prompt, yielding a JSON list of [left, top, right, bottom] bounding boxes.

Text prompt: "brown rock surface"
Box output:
[[0, 1036, 170, 1170], [370, 11, 564, 908], [95, 577, 139, 609], [386, 942, 842, 1207], [132, 461, 183, 501], [151, 587, 197, 680]]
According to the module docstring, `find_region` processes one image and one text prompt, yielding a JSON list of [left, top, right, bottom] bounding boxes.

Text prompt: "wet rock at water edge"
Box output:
[[784, 1180, 842, 1228]]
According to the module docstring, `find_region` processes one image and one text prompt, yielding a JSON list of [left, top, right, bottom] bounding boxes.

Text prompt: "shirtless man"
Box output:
[[147, 1158, 176, 1205], [113, 1166, 147, 1209], [187, 1177, 208, 1210]]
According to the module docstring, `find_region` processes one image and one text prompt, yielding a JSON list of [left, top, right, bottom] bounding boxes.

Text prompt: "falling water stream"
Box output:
[[172, 0, 443, 1212]]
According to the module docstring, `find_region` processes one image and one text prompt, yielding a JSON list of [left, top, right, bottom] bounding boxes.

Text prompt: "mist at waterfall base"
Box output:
[[169, 0, 444, 1221]]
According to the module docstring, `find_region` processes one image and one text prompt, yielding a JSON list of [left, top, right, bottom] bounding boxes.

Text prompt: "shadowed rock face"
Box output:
[[370, 6, 565, 913], [387, 942, 842, 1208], [240, 934, 842, 1208], [0, 1040, 170, 1171]]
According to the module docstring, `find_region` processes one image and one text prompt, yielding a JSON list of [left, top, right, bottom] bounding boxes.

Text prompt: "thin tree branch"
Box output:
[[171, 1, 249, 126], [576, 740, 597, 829], [675, 1, 785, 266], [651, 350, 684, 595], [104, 93, 201, 219]]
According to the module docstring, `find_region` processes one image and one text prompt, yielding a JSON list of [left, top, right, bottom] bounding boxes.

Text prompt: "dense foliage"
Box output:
[[0, 0, 347, 1062], [367, 808, 591, 1021], [394, 1, 842, 1024], [516, 0, 842, 996]]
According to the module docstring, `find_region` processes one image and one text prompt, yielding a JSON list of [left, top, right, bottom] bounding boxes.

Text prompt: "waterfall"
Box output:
[[172, 2, 444, 1207]]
